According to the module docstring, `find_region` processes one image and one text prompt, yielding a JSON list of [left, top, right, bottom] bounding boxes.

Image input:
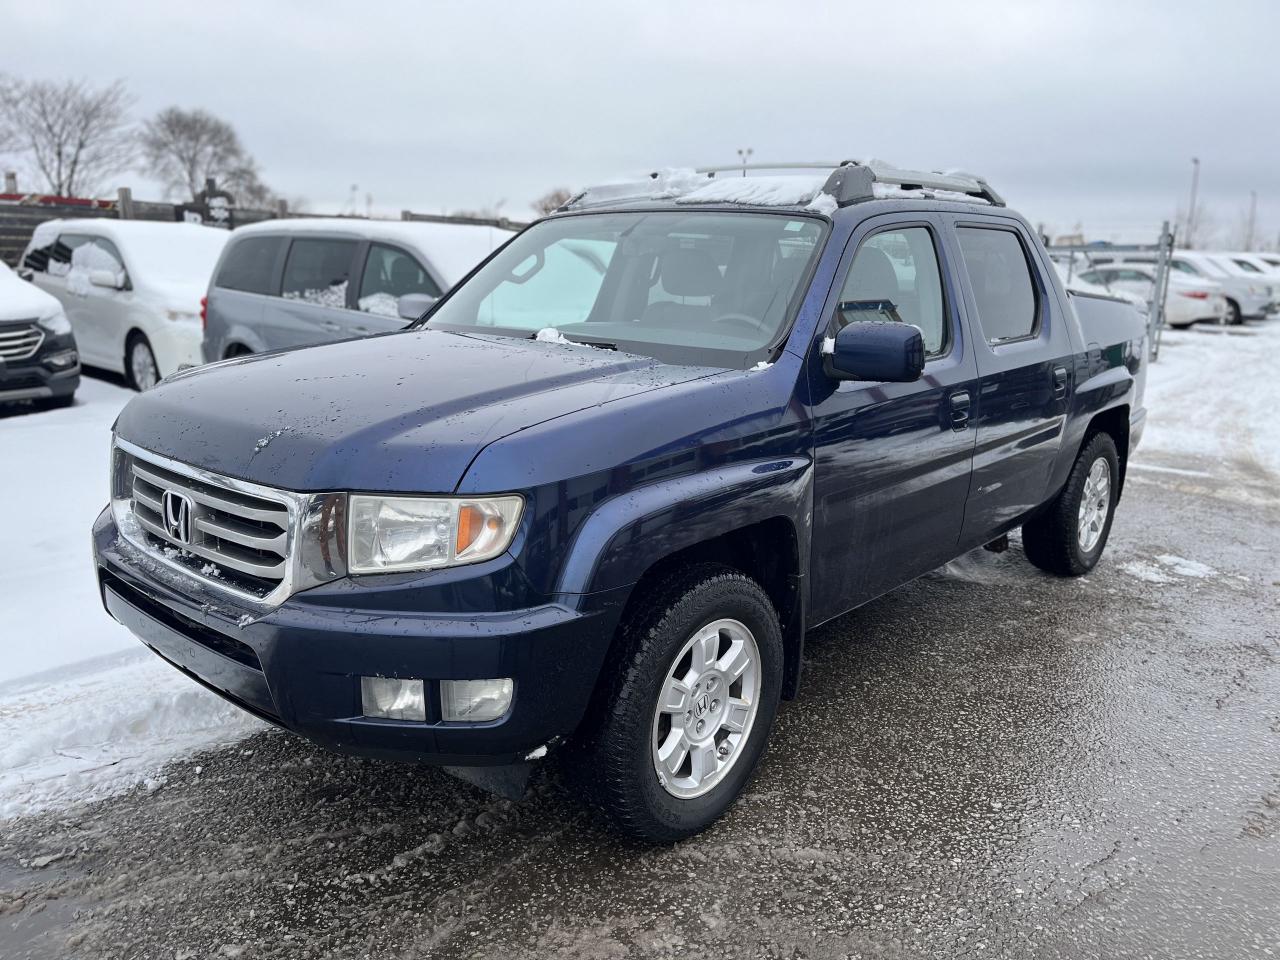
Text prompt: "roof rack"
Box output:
[[818, 160, 1004, 207], [557, 160, 1004, 212]]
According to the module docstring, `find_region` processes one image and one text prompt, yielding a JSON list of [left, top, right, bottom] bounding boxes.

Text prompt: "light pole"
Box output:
[[737, 147, 753, 177], [1186, 157, 1200, 248], [1245, 190, 1257, 250]]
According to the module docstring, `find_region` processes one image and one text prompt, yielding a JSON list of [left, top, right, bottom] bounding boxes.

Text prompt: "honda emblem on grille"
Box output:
[[162, 490, 194, 544]]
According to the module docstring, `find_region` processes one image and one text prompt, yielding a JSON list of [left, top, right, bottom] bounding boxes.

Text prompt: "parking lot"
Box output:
[[2, 321, 1277, 958]]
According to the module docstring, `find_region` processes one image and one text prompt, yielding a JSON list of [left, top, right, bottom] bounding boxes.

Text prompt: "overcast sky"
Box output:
[[4, 0, 1278, 245]]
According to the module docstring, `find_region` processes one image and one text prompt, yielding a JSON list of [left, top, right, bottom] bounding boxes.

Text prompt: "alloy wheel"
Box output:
[[650, 618, 761, 800], [1077, 457, 1111, 553]]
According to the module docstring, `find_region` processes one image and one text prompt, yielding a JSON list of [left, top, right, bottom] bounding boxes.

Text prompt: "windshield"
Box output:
[[424, 211, 827, 368]]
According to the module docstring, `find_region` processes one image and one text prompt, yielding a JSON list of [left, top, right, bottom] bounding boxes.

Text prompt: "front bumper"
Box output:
[[0, 330, 80, 401], [93, 507, 625, 765]]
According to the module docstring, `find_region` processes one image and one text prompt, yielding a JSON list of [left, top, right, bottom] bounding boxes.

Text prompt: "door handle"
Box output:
[[1052, 366, 1068, 399], [949, 390, 971, 431], [321, 321, 342, 332]]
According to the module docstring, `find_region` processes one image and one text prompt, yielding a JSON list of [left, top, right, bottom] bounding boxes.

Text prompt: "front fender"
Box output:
[[555, 456, 813, 597]]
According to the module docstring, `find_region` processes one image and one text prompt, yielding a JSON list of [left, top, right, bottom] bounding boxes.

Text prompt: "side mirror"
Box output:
[[824, 321, 924, 383], [89, 269, 124, 290], [397, 292, 438, 321]]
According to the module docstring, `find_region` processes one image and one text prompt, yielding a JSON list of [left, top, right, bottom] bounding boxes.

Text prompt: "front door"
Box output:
[[808, 216, 979, 624], [946, 218, 1074, 550]]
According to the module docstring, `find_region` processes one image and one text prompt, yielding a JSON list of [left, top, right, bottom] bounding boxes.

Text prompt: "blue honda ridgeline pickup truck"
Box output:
[[94, 161, 1147, 841]]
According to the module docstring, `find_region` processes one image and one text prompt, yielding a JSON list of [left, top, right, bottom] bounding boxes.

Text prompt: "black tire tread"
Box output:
[[573, 563, 781, 843], [1022, 432, 1119, 577]]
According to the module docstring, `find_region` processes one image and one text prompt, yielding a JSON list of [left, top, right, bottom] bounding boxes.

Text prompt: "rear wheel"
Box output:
[[1022, 432, 1120, 577], [1224, 299, 1242, 326], [573, 565, 783, 842], [126, 334, 159, 391]]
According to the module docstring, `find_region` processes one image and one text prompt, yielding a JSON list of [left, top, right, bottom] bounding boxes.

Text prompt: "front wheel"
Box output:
[[573, 565, 783, 842], [1022, 432, 1120, 576], [1224, 299, 1242, 326], [126, 334, 159, 391]]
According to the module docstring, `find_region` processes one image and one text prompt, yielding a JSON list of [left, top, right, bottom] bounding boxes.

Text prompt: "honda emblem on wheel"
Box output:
[[161, 490, 194, 544]]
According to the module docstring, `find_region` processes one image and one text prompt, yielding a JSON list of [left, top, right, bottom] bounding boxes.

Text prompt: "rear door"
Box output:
[[946, 216, 1075, 550], [207, 234, 287, 357], [808, 214, 979, 623], [260, 236, 360, 350]]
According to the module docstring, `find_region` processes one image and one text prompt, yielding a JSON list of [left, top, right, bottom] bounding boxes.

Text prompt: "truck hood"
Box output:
[[113, 329, 719, 492]]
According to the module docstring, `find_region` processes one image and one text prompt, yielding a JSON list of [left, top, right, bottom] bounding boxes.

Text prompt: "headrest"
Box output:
[[659, 248, 722, 297], [846, 246, 899, 301]]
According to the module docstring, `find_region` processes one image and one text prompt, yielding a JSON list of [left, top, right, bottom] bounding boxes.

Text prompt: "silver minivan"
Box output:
[[202, 218, 514, 361]]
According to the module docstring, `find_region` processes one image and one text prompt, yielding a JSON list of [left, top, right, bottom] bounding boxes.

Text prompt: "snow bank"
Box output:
[[0, 377, 259, 820], [1142, 322, 1280, 477], [0, 650, 263, 819]]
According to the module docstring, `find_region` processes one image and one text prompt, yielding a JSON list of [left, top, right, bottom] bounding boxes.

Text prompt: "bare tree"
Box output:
[[0, 75, 135, 196], [141, 106, 267, 201], [532, 187, 573, 215]]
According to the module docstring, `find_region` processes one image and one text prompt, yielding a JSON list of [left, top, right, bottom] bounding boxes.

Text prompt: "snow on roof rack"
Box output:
[[558, 160, 1004, 212]]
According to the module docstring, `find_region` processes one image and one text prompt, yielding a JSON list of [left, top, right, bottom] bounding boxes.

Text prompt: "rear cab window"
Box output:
[[215, 236, 287, 295], [955, 226, 1039, 344]]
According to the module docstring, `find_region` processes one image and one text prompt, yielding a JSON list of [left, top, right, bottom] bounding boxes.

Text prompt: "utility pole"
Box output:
[[737, 147, 753, 177], [1186, 157, 1200, 249], [1245, 190, 1257, 250]]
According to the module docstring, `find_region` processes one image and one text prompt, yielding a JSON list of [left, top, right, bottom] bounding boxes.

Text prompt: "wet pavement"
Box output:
[[2, 443, 1278, 959]]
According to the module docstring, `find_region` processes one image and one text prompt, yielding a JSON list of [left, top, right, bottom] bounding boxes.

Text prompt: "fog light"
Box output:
[[46, 349, 78, 369], [441, 678, 513, 723], [361, 676, 426, 721]]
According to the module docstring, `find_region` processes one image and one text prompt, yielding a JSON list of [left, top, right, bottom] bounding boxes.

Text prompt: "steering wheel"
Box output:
[[711, 312, 770, 334]]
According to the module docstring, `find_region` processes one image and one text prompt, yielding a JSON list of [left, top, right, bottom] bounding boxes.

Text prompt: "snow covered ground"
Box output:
[[0, 318, 1276, 820], [0, 378, 260, 819]]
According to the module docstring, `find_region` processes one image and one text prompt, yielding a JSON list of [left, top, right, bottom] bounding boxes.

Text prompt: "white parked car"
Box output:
[[1097, 250, 1275, 324], [1221, 252, 1280, 285], [20, 219, 229, 389], [1052, 262, 1148, 313], [0, 260, 81, 407], [1076, 263, 1227, 328]]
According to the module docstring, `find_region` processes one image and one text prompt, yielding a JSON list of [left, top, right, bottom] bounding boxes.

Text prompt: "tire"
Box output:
[[224, 345, 253, 359], [572, 564, 783, 842], [1022, 432, 1120, 577], [126, 334, 159, 391], [1224, 299, 1242, 326]]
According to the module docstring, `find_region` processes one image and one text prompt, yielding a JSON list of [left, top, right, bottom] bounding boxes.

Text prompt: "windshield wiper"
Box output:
[[527, 331, 617, 351]]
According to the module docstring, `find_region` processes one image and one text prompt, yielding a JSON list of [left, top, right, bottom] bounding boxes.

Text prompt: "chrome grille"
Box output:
[[0, 322, 44, 361], [126, 453, 291, 598]]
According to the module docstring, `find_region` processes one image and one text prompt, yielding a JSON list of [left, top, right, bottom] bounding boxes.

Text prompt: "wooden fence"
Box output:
[[0, 185, 527, 267]]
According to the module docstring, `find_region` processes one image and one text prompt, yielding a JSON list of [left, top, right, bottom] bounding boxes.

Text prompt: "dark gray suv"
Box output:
[[202, 218, 513, 361]]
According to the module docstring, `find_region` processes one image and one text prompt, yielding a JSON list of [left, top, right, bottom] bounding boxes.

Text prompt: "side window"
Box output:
[[281, 238, 357, 308], [215, 236, 285, 295], [837, 226, 947, 356], [34, 233, 93, 277], [956, 227, 1038, 344], [358, 244, 442, 316], [1169, 260, 1197, 276]]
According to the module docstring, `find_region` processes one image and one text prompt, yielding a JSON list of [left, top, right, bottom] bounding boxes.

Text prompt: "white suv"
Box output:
[[20, 219, 229, 390]]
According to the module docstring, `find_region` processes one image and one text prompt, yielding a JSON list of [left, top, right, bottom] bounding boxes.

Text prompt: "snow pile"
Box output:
[[0, 651, 263, 819], [284, 281, 348, 309], [1142, 322, 1280, 477], [358, 291, 401, 317], [0, 377, 260, 820], [534, 326, 574, 344], [676, 175, 827, 208]]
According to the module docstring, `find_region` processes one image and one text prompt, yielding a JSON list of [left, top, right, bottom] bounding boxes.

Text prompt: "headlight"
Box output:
[[348, 495, 523, 573], [38, 309, 72, 336]]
